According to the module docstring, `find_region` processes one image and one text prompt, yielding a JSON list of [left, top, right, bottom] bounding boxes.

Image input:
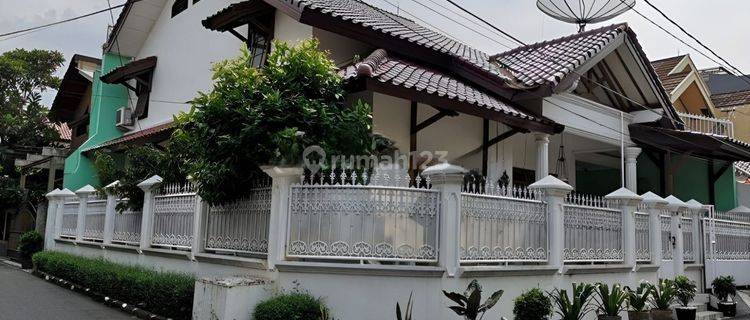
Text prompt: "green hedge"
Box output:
[[253, 292, 329, 320], [32, 251, 195, 319]]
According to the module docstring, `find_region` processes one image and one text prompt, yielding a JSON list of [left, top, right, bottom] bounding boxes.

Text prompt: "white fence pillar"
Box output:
[[686, 200, 705, 264], [262, 166, 304, 271], [642, 192, 667, 264], [102, 181, 120, 245], [137, 175, 163, 250], [666, 195, 687, 276], [55, 189, 75, 239], [529, 175, 573, 271], [606, 188, 643, 269], [74, 185, 96, 241], [624, 147, 641, 192], [44, 189, 61, 249], [534, 133, 550, 181], [191, 191, 208, 260], [422, 163, 466, 278]]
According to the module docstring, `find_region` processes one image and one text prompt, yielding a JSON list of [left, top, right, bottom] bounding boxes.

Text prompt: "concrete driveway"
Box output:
[[0, 261, 134, 320]]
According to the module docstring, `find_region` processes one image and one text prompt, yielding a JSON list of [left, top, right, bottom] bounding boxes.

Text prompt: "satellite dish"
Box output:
[[537, 0, 636, 32]]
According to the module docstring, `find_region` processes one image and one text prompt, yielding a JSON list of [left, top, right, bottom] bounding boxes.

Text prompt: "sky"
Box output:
[[1, 0, 749, 107]]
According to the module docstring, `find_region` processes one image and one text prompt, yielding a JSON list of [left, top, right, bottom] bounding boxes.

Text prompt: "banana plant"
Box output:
[[442, 280, 504, 320]]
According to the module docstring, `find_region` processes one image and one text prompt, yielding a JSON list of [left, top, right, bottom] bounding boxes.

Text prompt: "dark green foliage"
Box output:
[[625, 282, 653, 312], [171, 39, 373, 205], [650, 278, 677, 310], [673, 275, 697, 307], [594, 283, 627, 316], [513, 288, 552, 320], [17, 230, 43, 258], [32, 251, 194, 319], [550, 283, 596, 320], [252, 292, 329, 320], [396, 293, 414, 320], [442, 279, 504, 320], [712, 276, 737, 302]]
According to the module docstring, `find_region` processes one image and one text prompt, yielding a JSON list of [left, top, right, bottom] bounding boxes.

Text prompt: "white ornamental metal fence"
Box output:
[[678, 111, 734, 137], [563, 194, 622, 263], [205, 178, 272, 256], [705, 218, 750, 260], [60, 201, 79, 238], [82, 197, 106, 241], [714, 210, 750, 223], [287, 171, 440, 262], [152, 183, 197, 249], [682, 217, 695, 262], [661, 214, 673, 260], [112, 199, 142, 245], [634, 212, 650, 262], [460, 184, 547, 264]]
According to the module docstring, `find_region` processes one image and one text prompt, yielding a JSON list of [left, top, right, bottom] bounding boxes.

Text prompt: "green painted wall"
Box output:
[[636, 153, 663, 196], [575, 162, 620, 197], [673, 156, 709, 204], [714, 164, 737, 211], [63, 53, 130, 190]]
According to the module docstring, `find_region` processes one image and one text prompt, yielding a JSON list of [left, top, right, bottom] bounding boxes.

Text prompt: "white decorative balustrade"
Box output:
[[205, 178, 272, 256], [287, 172, 440, 262], [460, 184, 547, 263], [82, 197, 106, 241], [60, 201, 79, 238], [678, 112, 734, 137], [563, 194, 623, 263], [152, 183, 197, 249], [705, 218, 750, 260], [112, 199, 142, 245], [634, 212, 650, 262], [682, 217, 695, 262], [661, 214, 673, 260], [715, 210, 750, 223]]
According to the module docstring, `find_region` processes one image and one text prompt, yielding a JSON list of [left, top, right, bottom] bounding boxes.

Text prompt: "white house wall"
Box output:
[[544, 93, 634, 146]]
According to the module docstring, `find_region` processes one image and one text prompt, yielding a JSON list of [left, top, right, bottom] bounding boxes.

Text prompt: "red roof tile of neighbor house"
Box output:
[[340, 49, 562, 133], [52, 122, 72, 141], [650, 55, 689, 93], [83, 122, 175, 153], [712, 90, 750, 108]]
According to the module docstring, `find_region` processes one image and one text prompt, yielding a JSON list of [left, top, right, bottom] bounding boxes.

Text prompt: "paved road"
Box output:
[[0, 262, 134, 320]]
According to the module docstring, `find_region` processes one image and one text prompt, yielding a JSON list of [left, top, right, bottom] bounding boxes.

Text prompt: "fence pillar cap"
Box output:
[[260, 165, 303, 178], [728, 205, 750, 214], [58, 188, 76, 200], [685, 199, 705, 211], [104, 180, 120, 190], [421, 162, 467, 176], [45, 188, 62, 199], [640, 191, 668, 207], [664, 195, 687, 212], [528, 175, 573, 194], [75, 184, 97, 196], [605, 187, 642, 205], [137, 175, 163, 191]]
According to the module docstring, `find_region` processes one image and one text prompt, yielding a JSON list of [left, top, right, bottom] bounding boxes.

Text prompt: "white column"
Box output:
[[529, 175, 573, 271], [74, 185, 96, 241], [686, 200, 705, 264], [641, 192, 668, 265], [606, 188, 643, 269], [535, 133, 550, 181], [54, 189, 75, 239], [191, 180, 208, 260], [137, 175, 163, 250], [262, 166, 304, 271], [422, 163, 467, 277], [666, 195, 687, 276], [102, 181, 120, 245], [44, 189, 61, 249], [625, 147, 642, 192]]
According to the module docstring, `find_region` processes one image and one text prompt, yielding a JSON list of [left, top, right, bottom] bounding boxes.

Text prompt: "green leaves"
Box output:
[[594, 283, 627, 316], [712, 276, 737, 302], [624, 281, 653, 312], [396, 293, 414, 320], [650, 278, 677, 310], [443, 280, 503, 320], [674, 275, 697, 307], [513, 288, 552, 320], [550, 283, 596, 320]]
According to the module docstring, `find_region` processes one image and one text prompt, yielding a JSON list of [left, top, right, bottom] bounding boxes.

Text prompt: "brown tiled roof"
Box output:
[[340, 49, 562, 133], [54, 122, 72, 141], [650, 55, 689, 93], [82, 122, 175, 153], [491, 24, 626, 87], [712, 90, 750, 108]]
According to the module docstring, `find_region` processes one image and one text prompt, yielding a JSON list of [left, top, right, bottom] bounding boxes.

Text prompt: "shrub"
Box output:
[[253, 292, 329, 320], [550, 283, 596, 320], [625, 281, 652, 312], [17, 230, 43, 259], [674, 275, 697, 307], [650, 278, 676, 310], [32, 251, 194, 319], [712, 276, 737, 302], [513, 288, 552, 320], [595, 283, 627, 316], [443, 280, 504, 320]]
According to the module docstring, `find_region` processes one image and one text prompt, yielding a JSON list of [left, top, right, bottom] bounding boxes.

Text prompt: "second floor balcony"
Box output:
[[678, 111, 734, 138]]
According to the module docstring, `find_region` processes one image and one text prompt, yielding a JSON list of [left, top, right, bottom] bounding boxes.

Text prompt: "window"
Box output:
[[247, 14, 274, 68], [171, 0, 188, 17], [512, 167, 536, 188]]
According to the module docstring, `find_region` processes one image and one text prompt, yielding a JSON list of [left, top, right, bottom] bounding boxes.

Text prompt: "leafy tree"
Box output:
[[172, 39, 373, 204]]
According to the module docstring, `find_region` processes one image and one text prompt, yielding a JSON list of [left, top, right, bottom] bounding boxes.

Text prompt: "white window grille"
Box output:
[[706, 218, 750, 260], [682, 217, 695, 262], [82, 197, 106, 241], [152, 183, 197, 249], [60, 201, 79, 238], [661, 214, 673, 260], [112, 199, 142, 245], [634, 212, 650, 262], [563, 193, 622, 263]]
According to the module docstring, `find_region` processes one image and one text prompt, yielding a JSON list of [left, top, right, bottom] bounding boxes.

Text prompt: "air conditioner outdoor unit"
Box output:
[[116, 107, 134, 129]]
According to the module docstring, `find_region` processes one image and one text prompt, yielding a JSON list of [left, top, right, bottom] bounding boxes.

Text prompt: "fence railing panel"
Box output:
[[661, 215, 673, 260], [705, 218, 750, 260], [287, 183, 440, 262], [60, 201, 79, 238], [635, 212, 650, 262], [682, 217, 695, 262], [152, 184, 197, 249], [83, 199, 106, 241], [113, 199, 142, 245], [205, 181, 272, 256], [460, 193, 547, 263], [563, 204, 623, 263], [678, 111, 734, 137]]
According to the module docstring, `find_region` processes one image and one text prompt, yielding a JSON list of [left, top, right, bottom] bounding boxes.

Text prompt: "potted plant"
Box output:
[[513, 288, 552, 320], [712, 275, 737, 317], [594, 283, 627, 320], [550, 283, 596, 320], [674, 275, 698, 320], [649, 279, 677, 320], [624, 282, 653, 320], [16, 230, 43, 269], [443, 280, 503, 320]]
